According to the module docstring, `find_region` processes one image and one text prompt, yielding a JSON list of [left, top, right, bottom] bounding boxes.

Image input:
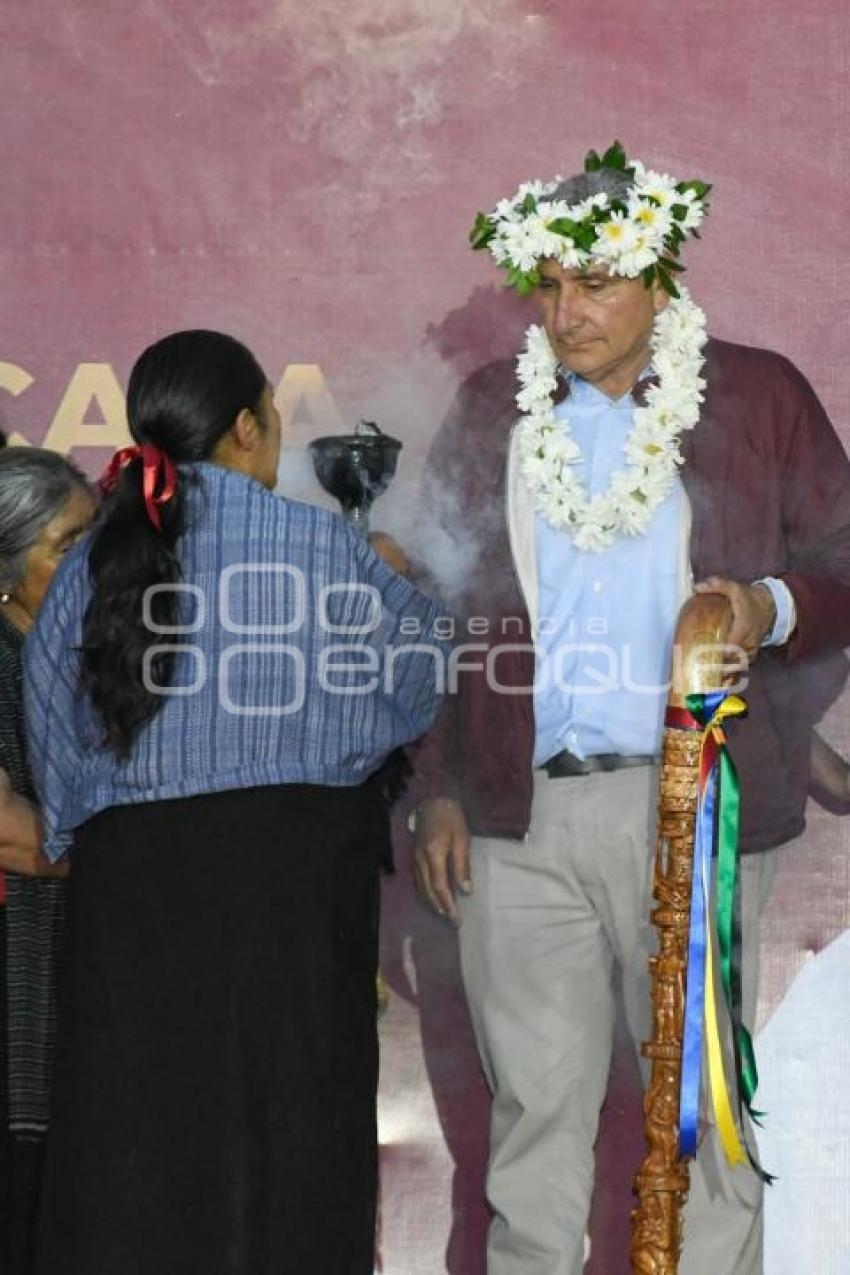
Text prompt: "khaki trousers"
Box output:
[[458, 767, 774, 1275]]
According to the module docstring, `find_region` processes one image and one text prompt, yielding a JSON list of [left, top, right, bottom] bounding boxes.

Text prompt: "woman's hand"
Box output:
[[0, 842, 70, 879], [368, 532, 410, 576], [0, 768, 68, 878]]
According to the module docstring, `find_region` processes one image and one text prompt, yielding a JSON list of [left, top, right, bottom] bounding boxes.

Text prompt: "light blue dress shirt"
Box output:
[[532, 373, 794, 767], [533, 373, 682, 765]]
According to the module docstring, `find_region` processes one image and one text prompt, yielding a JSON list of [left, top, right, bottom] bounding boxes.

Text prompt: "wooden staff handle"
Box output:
[[629, 593, 733, 1274]]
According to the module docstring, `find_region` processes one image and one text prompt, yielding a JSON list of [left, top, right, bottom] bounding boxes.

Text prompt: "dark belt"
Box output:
[[542, 749, 656, 778]]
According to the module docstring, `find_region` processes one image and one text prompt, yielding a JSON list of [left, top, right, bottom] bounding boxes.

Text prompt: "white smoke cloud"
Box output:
[[274, 339, 488, 604]]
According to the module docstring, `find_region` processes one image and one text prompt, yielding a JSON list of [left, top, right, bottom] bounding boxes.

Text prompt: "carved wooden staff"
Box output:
[[630, 592, 733, 1274]]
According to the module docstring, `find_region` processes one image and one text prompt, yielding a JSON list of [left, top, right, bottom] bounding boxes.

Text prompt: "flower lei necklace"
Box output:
[[515, 287, 708, 552]]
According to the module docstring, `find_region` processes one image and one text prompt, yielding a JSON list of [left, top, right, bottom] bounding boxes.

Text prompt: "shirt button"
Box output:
[[593, 581, 603, 593]]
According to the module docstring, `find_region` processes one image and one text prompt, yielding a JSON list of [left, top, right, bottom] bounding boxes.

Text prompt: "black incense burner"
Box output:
[[309, 420, 403, 534]]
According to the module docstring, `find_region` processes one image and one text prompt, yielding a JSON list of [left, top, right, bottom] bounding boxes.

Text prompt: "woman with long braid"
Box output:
[[24, 330, 446, 1275]]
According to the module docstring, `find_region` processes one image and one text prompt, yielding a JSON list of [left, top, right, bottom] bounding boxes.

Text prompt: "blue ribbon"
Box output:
[[678, 751, 718, 1158]]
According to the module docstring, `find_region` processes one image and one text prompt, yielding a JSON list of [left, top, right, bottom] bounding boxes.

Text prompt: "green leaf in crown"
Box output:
[[469, 211, 497, 251]]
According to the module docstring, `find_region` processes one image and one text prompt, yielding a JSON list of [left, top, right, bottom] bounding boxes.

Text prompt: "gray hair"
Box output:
[[0, 448, 90, 591], [548, 167, 633, 206]]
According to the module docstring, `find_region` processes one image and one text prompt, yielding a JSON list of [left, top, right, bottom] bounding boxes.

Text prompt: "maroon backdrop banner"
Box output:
[[3, 4, 848, 1272]]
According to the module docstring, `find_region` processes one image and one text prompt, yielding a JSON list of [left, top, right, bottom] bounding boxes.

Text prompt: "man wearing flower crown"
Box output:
[[411, 142, 850, 1273]]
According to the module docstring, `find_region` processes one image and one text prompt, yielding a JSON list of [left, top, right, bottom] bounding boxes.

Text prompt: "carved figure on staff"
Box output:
[[631, 1190, 670, 1275], [409, 140, 850, 1273], [652, 943, 685, 1049]]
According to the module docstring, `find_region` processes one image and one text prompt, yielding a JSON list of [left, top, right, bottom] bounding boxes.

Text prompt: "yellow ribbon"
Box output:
[[705, 693, 747, 744], [699, 693, 749, 1167], [704, 910, 748, 1165]]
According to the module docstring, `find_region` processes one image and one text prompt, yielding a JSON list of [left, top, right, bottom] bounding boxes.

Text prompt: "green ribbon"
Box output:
[[717, 747, 759, 1111], [685, 694, 761, 1118]]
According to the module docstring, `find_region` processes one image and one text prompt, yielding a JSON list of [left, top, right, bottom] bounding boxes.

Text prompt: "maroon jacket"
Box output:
[[412, 337, 850, 853]]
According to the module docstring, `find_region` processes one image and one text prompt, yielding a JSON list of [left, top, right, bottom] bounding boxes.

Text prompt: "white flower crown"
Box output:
[[470, 141, 710, 297]]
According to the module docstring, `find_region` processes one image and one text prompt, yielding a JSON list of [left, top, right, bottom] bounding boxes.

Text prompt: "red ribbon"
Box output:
[[98, 445, 177, 531], [664, 705, 701, 733], [665, 703, 727, 788]]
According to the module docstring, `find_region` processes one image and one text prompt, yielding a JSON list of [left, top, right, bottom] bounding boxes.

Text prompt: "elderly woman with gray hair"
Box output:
[[0, 447, 94, 1275]]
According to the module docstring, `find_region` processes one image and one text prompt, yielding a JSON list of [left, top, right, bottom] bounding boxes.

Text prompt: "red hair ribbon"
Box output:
[[98, 445, 178, 532]]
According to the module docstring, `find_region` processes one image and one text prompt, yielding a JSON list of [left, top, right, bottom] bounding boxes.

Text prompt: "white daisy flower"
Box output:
[[628, 198, 672, 242], [624, 425, 679, 467], [559, 242, 590, 270], [515, 179, 558, 205], [641, 463, 678, 500], [489, 237, 512, 266], [539, 490, 575, 529], [538, 199, 572, 224], [547, 434, 582, 465], [611, 235, 659, 277], [500, 223, 544, 273], [681, 200, 705, 231], [574, 515, 614, 552], [634, 169, 679, 209], [563, 192, 610, 222], [494, 198, 522, 224], [593, 212, 641, 260]]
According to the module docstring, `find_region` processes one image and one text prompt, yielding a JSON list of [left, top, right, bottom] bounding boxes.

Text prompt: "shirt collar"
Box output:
[[553, 364, 658, 407]]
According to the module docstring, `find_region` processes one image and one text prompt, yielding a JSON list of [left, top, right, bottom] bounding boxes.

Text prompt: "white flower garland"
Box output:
[[515, 287, 708, 552], [487, 165, 705, 283], [470, 143, 710, 297]]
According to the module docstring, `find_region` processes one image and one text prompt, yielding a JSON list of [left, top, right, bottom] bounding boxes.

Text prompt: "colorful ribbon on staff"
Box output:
[[665, 691, 770, 1178]]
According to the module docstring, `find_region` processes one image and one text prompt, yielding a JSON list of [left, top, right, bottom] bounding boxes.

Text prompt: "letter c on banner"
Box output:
[[0, 361, 34, 445]]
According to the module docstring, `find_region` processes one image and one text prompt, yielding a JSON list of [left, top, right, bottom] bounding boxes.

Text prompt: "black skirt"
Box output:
[[34, 781, 384, 1275]]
